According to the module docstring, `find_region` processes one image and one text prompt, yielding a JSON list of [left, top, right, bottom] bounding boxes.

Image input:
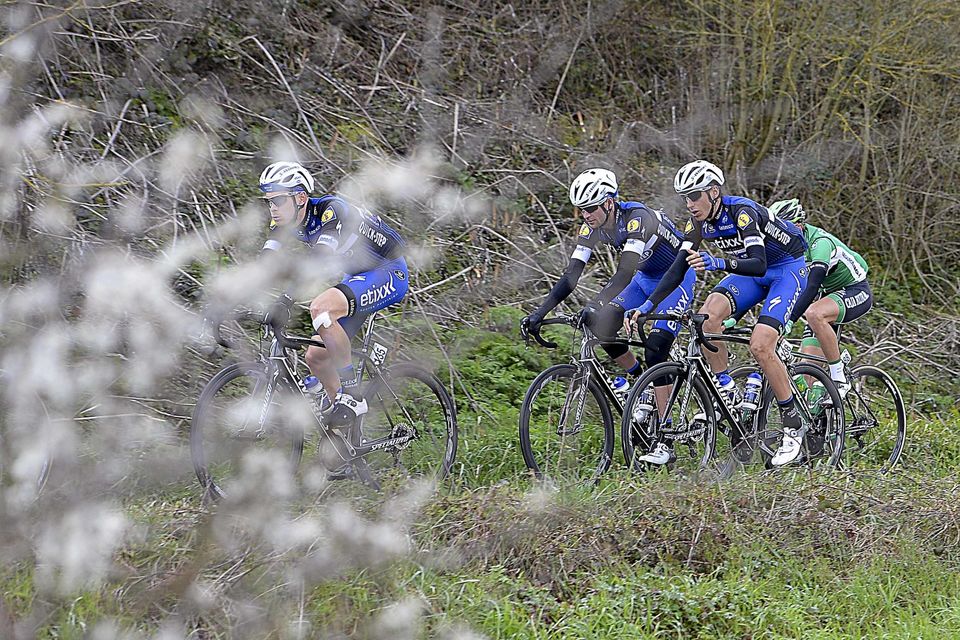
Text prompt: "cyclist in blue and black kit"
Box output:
[[258, 161, 408, 427], [634, 160, 810, 466], [520, 168, 695, 465]]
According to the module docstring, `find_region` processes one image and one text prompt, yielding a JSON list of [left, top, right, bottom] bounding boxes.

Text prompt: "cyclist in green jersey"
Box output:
[[769, 199, 872, 398]]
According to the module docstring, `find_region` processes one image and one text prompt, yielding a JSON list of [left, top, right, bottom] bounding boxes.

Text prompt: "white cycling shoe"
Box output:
[[637, 442, 676, 466], [327, 391, 368, 427], [770, 428, 804, 466]]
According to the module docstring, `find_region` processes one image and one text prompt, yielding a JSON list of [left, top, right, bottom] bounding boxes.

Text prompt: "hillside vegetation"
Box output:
[[2, 1, 960, 638]]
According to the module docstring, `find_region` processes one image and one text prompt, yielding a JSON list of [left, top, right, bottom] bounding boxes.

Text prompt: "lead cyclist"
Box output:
[[256, 161, 409, 427]]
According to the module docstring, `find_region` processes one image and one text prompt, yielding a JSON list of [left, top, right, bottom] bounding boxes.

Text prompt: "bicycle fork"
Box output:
[[557, 362, 595, 437]]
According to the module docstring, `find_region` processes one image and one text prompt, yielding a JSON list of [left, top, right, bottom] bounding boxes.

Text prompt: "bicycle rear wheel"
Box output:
[[190, 361, 305, 502], [358, 362, 458, 489], [841, 365, 906, 472], [620, 362, 717, 477], [519, 364, 614, 486]]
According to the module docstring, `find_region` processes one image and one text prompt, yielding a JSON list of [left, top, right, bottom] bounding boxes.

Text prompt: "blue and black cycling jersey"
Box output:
[[262, 196, 409, 334], [646, 196, 805, 302], [572, 201, 683, 278], [680, 195, 806, 267], [533, 201, 690, 323], [262, 196, 406, 274]]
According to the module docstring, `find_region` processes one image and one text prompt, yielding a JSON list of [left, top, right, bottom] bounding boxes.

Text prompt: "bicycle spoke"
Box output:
[[191, 364, 305, 501], [360, 364, 456, 489]]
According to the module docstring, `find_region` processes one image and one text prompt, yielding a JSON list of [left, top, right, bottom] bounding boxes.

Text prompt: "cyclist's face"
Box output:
[[580, 197, 612, 228], [264, 191, 304, 226], [681, 185, 718, 221]]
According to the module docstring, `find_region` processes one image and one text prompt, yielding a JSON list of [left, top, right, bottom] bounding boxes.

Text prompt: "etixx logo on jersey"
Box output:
[[320, 208, 336, 224], [360, 278, 397, 308], [626, 219, 640, 233]]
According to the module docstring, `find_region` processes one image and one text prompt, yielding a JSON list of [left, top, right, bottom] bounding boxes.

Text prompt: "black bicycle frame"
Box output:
[[250, 312, 418, 463]]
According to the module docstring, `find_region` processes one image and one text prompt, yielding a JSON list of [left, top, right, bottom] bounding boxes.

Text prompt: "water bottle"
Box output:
[[302, 375, 322, 394], [740, 372, 763, 411], [807, 380, 826, 407], [792, 374, 808, 394], [633, 387, 655, 422], [612, 376, 629, 397], [716, 372, 740, 407]]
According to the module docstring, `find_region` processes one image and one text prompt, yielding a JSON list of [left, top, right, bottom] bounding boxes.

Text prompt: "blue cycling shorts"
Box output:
[[334, 257, 409, 338], [610, 267, 696, 336], [713, 257, 807, 329]]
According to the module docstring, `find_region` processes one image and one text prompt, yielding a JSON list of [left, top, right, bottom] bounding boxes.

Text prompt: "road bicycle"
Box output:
[[622, 312, 846, 477], [191, 297, 458, 500], [518, 314, 663, 485], [793, 327, 906, 473]]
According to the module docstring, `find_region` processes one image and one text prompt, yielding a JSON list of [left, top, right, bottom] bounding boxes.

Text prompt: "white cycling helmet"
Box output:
[[674, 160, 725, 193], [569, 168, 619, 208], [259, 161, 315, 193]]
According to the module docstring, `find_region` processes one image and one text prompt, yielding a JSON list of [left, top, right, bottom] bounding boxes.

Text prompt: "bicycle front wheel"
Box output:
[[841, 365, 906, 472], [621, 362, 717, 476], [359, 362, 458, 489], [518, 364, 615, 486], [190, 361, 305, 502]]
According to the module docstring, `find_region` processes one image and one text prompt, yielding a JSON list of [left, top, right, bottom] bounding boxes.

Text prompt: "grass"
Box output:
[[5, 310, 960, 638]]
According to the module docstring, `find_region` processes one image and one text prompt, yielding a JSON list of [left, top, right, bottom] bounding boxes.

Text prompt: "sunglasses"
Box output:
[[581, 202, 606, 214], [679, 190, 706, 203], [264, 194, 294, 208]]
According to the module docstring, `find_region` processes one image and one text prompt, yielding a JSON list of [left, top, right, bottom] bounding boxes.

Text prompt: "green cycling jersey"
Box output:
[[803, 224, 868, 294]]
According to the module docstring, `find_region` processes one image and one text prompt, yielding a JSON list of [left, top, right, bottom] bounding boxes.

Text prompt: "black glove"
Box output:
[[264, 294, 294, 328], [520, 311, 545, 340]]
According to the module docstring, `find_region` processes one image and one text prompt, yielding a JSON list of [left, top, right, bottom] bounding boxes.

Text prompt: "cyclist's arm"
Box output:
[[790, 263, 827, 322], [533, 258, 586, 317], [722, 210, 767, 276], [789, 236, 834, 321], [721, 244, 766, 276], [594, 251, 639, 306], [645, 221, 702, 309]]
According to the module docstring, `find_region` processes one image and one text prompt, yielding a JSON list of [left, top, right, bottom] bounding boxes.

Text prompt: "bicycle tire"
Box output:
[[518, 363, 615, 486], [842, 365, 906, 473], [190, 361, 305, 502], [620, 361, 717, 475], [358, 362, 458, 488]]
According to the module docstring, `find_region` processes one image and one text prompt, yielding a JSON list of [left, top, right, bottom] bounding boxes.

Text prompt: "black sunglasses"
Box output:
[[581, 202, 606, 213], [679, 190, 706, 202]]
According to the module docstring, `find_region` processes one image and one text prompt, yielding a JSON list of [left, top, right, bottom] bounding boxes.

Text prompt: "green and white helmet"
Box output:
[[769, 198, 806, 225]]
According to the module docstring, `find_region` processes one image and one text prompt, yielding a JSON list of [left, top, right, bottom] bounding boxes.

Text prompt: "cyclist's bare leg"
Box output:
[[305, 288, 351, 401], [700, 293, 731, 374], [803, 298, 842, 362], [613, 352, 639, 371], [750, 324, 791, 402]]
